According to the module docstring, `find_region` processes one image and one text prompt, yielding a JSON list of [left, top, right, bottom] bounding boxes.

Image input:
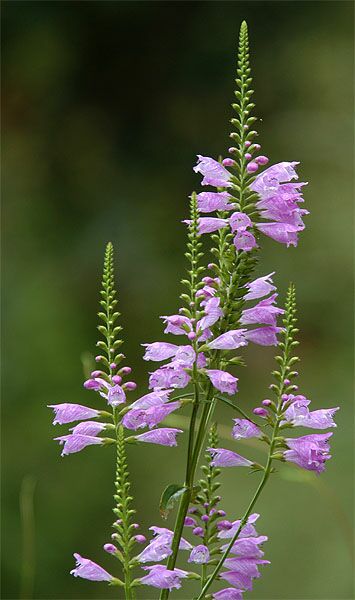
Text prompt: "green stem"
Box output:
[[196, 414, 281, 599]]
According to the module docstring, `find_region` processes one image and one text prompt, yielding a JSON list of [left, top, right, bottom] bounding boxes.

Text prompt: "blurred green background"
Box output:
[[2, 1, 353, 599]]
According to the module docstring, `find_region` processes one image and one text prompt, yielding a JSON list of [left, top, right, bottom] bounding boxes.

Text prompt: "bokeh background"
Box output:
[[2, 1, 353, 599]]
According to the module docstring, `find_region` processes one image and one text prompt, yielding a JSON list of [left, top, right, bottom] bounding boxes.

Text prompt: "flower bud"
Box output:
[[134, 535, 146, 544], [201, 514, 209, 523], [245, 140, 251, 147], [132, 523, 140, 529], [192, 527, 204, 537], [254, 143, 261, 151], [187, 332, 196, 340], [124, 381, 137, 391], [245, 153, 252, 160], [120, 366, 132, 375], [262, 399, 272, 406], [253, 407, 268, 418], [217, 520, 233, 531], [217, 510, 226, 517], [255, 155, 269, 165], [112, 375, 122, 385], [91, 370, 103, 377], [110, 363, 117, 370], [104, 543, 117, 554], [228, 147, 237, 153], [184, 517, 196, 527], [247, 162, 259, 173], [222, 158, 236, 167], [95, 355, 104, 362]]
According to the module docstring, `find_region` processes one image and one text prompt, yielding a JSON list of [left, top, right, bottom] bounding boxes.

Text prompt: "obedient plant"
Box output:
[[49, 21, 338, 599]]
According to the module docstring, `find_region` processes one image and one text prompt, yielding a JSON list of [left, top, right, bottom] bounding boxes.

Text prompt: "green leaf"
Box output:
[[159, 484, 186, 520]]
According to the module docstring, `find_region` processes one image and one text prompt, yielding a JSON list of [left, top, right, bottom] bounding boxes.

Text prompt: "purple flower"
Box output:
[[207, 448, 252, 468], [283, 397, 339, 429], [55, 434, 104, 456], [136, 535, 173, 563], [188, 544, 210, 564], [206, 370, 238, 395], [122, 401, 181, 430], [129, 390, 172, 410], [70, 421, 107, 436], [256, 222, 303, 247], [161, 315, 192, 336], [143, 342, 178, 362], [250, 162, 300, 194], [149, 366, 190, 389], [218, 514, 260, 540], [232, 419, 262, 440], [244, 273, 276, 301], [224, 557, 270, 575], [70, 553, 113, 582], [221, 535, 268, 558], [194, 155, 232, 188], [233, 231, 258, 252], [208, 329, 248, 350], [229, 212, 252, 232], [149, 527, 192, 550], [184, 517, 196, 527], [184, 217, 228, 234], [197, 297, 224, 331], [84, 378, 126, 406], [48, 404, 100, 425], [196, 352, 207, 369], [173, 345, 196, 368], [213, 588, 244, 599], [244, 326, 282, 346], [140, 565, 188, 590], [241, 295, 284, 326], [135, 428, 183, 446], [220, 570, 253, 591], [197, 191, 234, 213], [284, 433, 333, 473]]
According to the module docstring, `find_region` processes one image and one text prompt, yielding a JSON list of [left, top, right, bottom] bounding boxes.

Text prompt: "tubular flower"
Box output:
[[55, 434, 104, 456], [122, 401, 181, 430], [140, 564, 189, 590], [197, 191, 235, 213], [232, 419, 262, 440], [206, 370, 238, 395], [134, 428, 183, 447], [213, 589, 244, 599], [249, 161, 308, 247], [283, 396, 339, 429], [240, 294, 284, 326], [70, 553, 113, 582], [244, 273, 276, 301], [48, 404, 100, 425], [207, 448, 252, 468], [284, 433, 333, 473], [149, 366, 191, 390], [193, 155, 232, 188], [188, 544, 210, 564]]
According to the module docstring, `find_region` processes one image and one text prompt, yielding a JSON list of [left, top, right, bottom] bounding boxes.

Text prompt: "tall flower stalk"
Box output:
[[48, 19, 337, 600]]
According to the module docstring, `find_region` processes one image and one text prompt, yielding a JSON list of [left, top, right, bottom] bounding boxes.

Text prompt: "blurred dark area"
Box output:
[[1, 1, 353, 599]]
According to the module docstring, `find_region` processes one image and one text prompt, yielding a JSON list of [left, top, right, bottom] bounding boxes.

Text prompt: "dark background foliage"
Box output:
[[2, 1, 353, 599]]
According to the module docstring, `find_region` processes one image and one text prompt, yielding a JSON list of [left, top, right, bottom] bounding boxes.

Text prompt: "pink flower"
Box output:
[[244, 273, 276, 301], [135, 428, 183, 446], [256, 222, 303, 247], [184, 217, 228, 234], [229, 212, 252, 232], [188, 544, 210, 564], [70, 553, 113, 581], [136, 535, 173, 563], [122, 402, 181, 430], [232, 419, 261, 440], [48, 404, 100, 425], [208, 329, 248, 350], [207, 448, 252, 467], [140, 564, 188, 590], [284, 433, 333, 473], [129, 390, 172, 410], [161, 315, 192, 336], [69, 421, 107, 436], [221, 535, 268, 558], [149, 366, 190, 389], [55, 434, 104, 456], [206, 369, 238, 395], [244, 326, 282, 346], [197, 297, 224, 331], [143, 342, 178, 361], [193, 155, 232, 188], [233, 230, 258, 251], [197, 191, 234, 213], [283, 396, 339, 429], [250, 161, 300, 193], [241, 294, 284, 326], [213, 588, 244, 599]]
